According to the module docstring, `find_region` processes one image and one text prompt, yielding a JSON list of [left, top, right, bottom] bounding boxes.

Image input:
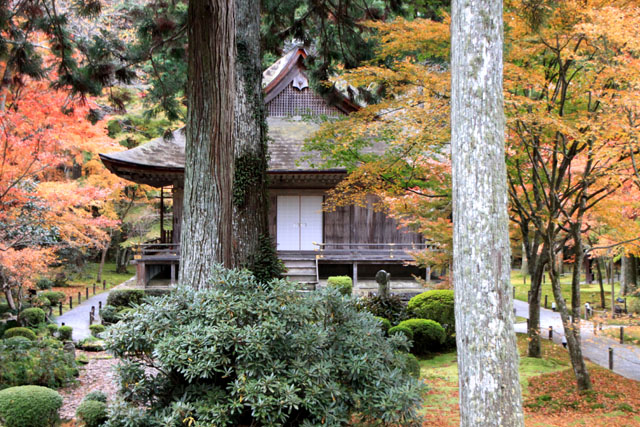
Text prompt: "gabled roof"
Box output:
[[99, 47, 361, 187]]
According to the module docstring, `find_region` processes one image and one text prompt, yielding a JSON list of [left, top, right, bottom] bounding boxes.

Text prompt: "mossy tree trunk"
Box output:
[[450, 0, 524, 424], [231, 0, 270, 269], [180, 0, 236, 288]]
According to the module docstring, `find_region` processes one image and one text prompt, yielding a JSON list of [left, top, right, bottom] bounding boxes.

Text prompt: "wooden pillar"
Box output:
[[160, 186, 165, 243], [353, 262, 358, 290], [170, 263, 176, 286]]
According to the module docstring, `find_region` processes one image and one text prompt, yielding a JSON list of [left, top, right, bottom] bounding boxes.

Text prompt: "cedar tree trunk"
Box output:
[[180, 0, 236, 288], [451, 0, 525, 424], [231, 0, 269, 267]]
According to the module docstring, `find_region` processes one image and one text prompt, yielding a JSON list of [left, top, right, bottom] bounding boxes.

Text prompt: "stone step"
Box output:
[[282, 259, 317, 268], [286, 275, 318, 283], [284, 267, 317, 276]]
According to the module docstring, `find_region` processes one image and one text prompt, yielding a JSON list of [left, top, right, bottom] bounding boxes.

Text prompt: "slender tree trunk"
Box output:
[[451, 0, 524, 424], [527, 256, 546, 358], [97, 236, 111, 283], [521, 242, 528, 275], [595, 257, 606, 308], [621, 253, 634, 295], [549, 241, 591, 390], [180, 0, 236, 288], [231, 0, 269, 268], [2, 284, 16, 311]]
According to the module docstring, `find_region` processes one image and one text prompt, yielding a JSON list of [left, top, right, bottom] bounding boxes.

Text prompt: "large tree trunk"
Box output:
[[180, 0, 236, 288], [621, 253, 634, 295], [451, 0, 524, 424], [231, 0, 269, 268], [527, 255, 546, 358]]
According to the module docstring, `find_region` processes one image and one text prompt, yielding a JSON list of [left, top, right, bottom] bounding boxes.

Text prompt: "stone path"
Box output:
[[56, 277, 134, 341], [513, 300, 640, 381]]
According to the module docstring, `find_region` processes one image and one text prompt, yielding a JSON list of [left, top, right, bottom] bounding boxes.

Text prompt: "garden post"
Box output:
[[69, 296, 73, 309], [86, 287, 89, 300], [620, 327, 624, 344], [99, 301, 102, 311], [78, 292, 81, 304], [89, 312, 93, 325], [59, 302, 62, 316], [544, 295, 548, 309], [93, 283, 96, 295], [609, 347, 613, 370], [548, 326, 553, 340], [103, 280, 106, 290]]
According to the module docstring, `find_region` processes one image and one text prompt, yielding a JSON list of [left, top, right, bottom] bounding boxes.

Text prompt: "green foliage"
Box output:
[[233, 154, 266, 208], [76, 354, 89, 365], [408, 289, 455, 336], [397, 319, 446, 355], [0, 339, 76, 389], [104, 266, 424, 426], [106, 289, 145, 308], [36, 278, 54, 290], [90, 324, 106, 337], [0, 303, 10, 315], [327, 275, 353, 296], [41, 291, 66, 306], [389, 325, 414, 343], [358, 294, 409, 325], [100, 305, 120, 324], [58, 326, 73, 341], [3, 327, 37, 341], [29, 296, 51, 309], [628, 297, 640, 315], [20, 308, 46, 327], [78, 337, 105, 352], [374, 316, 392, 334], [396, 352, 421, 379], [84, 390, 108, 403], [46, 324, 59, 336], [0, 386, 63, 427], [76, 399, 108, 427], [248, 234, 286, 284]]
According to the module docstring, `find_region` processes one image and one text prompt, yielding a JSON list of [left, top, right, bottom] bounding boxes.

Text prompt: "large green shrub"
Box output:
[[396, 352, 421, 379], [327, 275, 353, 296], [76, 399, 108, 427], [408, 290, 455, 335], [20, 307, 46, 327], [0, 338, 76, 389], [58, 325, 73, 341], [99, 305, 119, 324], [106, 289, 145, 308], [357, 293, 409, 324], [41, 291, 66, 306], [103, 266, 424, 426], [47, 324, 59, 336], [0, 385, 63, 427], [3, 327, 36, 341], [397, 319, 446, 355]]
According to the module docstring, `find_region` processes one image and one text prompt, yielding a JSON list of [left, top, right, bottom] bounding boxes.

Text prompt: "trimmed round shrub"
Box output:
[[58, 325, 73, 341], [327, 276, 353, 296], [374, 316, 391, 334], [36, 278, 54, 290], [30, 295, 51, 309], [106, 289, 145, 308], [0, 385, 63, 427], [41, 291, 66, 306], [0, 338, 76, 389], [357, 294, 409, 324], [89, 324, 106, 337], [396, 319, 446, 355], [99, 305, 119, 324], [104, 266, 424, 426], [47, 323, 59, 336], [389, 325, 414, 343], [20, 307, 46, 327], [3, 327, 36, 341], [396, 352, 421, 379], [84, 390, 108, 403], [408, 290, 454, 330], [76, 399, 108, 427]]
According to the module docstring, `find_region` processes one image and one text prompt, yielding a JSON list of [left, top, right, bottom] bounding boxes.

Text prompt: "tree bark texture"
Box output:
[[451, 0, 524, 425], [180, 0, 235, 288], [231, 0, 269, 268]]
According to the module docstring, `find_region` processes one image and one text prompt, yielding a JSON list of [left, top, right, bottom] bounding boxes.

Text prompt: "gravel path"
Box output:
[[513, 299, 640, 381], [58, 351, 119, 421], [56, 278, 135, 341]]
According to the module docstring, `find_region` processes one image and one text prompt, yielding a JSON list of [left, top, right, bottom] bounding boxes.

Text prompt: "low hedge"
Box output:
[[20, 308, 46, 327], [76, 399, 108, 427], [3, 327, 36, 341], [327, 276, 353, 296], [408, 290, 455, 336], [389, 325, 414, 343], [106, 289, 145, 308], [0, 385, 63, 427], [47, 324, 59, 336], [396, 319, 446, 355]]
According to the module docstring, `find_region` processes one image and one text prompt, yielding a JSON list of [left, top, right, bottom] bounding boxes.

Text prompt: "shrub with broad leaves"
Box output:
[[104, 266, 424, 426]]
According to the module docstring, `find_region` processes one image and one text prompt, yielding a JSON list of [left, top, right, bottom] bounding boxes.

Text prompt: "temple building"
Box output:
[[100, 47, 427, 291]]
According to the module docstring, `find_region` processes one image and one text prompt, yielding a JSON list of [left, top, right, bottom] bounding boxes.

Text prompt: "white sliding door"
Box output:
[[276, 195, 323, 250]]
